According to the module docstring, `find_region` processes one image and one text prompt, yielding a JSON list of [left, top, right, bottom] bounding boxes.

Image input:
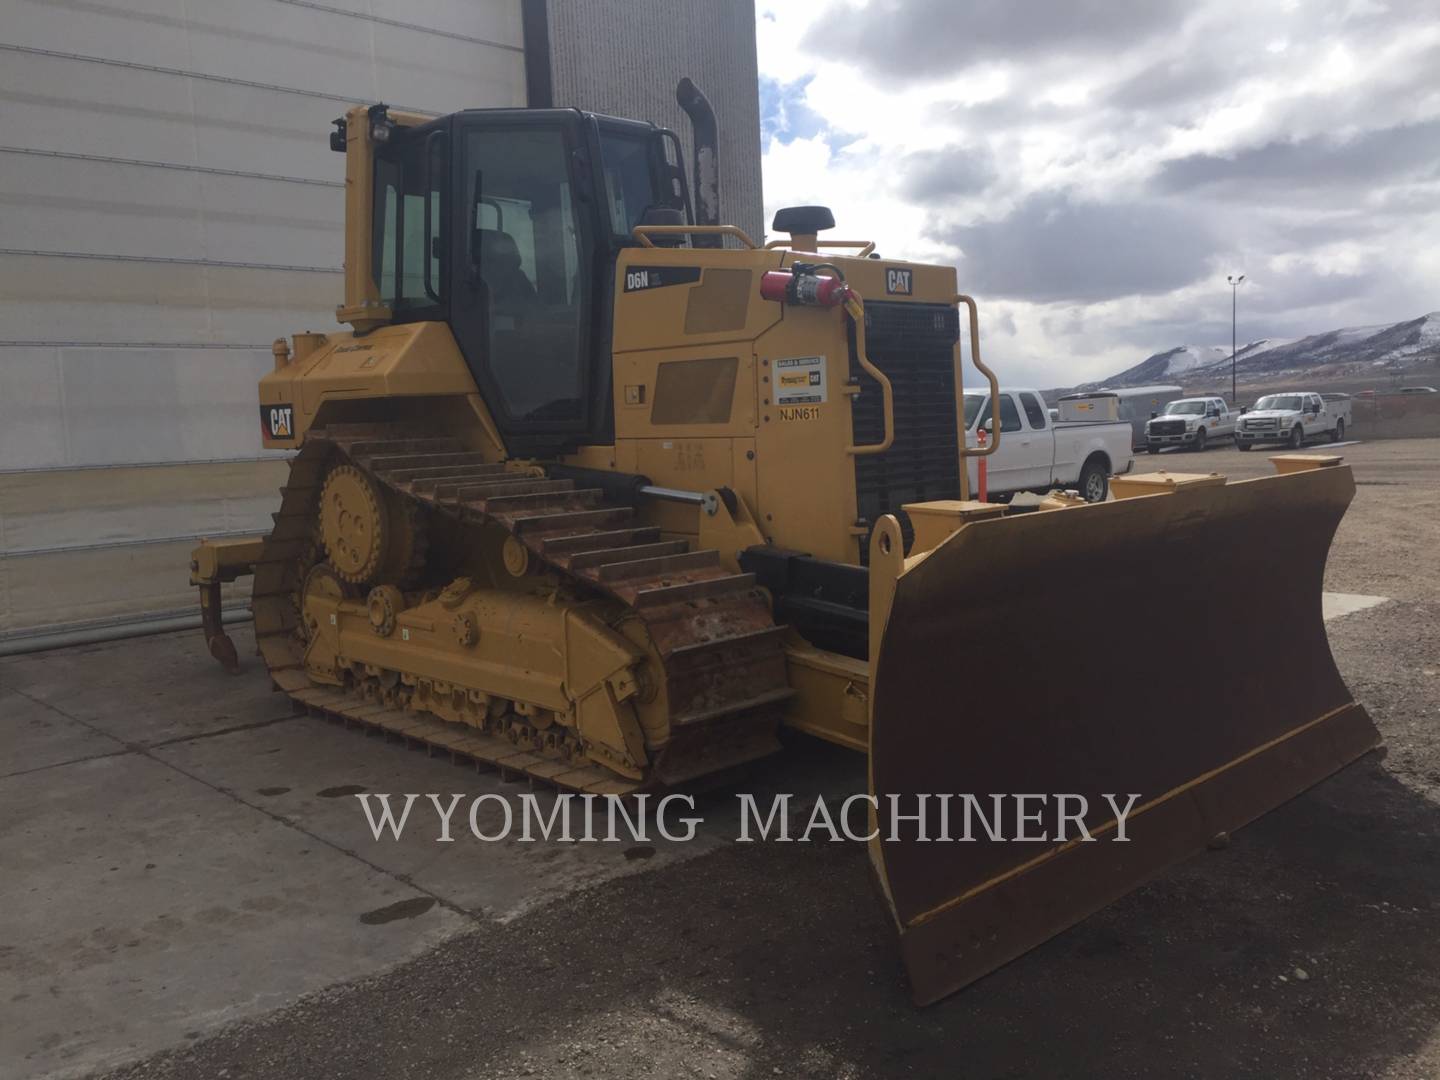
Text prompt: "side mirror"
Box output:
[[1240, 406, 1248, 415], [1150, 411, 1158, 419]]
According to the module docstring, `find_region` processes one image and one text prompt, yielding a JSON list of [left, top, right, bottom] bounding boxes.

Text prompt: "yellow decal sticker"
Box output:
[[774, 355, 828, 405]]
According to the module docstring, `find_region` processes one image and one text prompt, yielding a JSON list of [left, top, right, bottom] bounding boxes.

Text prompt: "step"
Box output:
[[540, 527, 663, 556], [594, 549, 720, 583], [402, 467, 521, 492], [566, 540, 689, 571], [670, 686, 797, 728], [666, 624, 789, 657], [343, 437, 464, 458], [377, 457, 506, 479], [511, 506, 635, 535], [632, 573, 757, 608], [313, 422, 394, 439], [481, 488, 603, 516], [454, 478, 577, 501]]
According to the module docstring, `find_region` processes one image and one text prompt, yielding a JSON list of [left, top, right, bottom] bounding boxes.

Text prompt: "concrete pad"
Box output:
[[1323, 592, 1389, 621], [153, 715, 732, 922], [0, 751, 466, 1080], [0, 625, 289, 746], [0, 687, 125, 777]]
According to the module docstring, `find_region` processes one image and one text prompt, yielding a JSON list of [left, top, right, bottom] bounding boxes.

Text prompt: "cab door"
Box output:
[[446, 113, 604, 456], [968, 393, 1047, 493], [1016, 391, 1058, 488]]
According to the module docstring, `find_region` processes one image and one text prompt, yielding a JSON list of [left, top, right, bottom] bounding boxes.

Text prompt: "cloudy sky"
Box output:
[[755, 0, 1440, 387]]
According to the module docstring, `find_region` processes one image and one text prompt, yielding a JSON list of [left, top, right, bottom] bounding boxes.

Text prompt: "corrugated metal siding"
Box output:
[[543, 0, 764, 243], [0, 0, 525, 636], [0, 0, 761, 639]]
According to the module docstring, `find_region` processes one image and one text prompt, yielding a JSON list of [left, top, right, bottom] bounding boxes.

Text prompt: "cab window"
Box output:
[[373, 131, 445, 310], [998, 394, 1023, 433], [599, 131, 658, 239], [1020, 392, 1048, 429]]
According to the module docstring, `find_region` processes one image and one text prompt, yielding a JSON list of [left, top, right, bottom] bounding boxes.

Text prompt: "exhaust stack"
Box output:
[[676, 78, 720, 247]]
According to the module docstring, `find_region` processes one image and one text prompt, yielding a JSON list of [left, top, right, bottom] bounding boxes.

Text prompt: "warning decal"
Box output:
[[774, 355, 827, 405]]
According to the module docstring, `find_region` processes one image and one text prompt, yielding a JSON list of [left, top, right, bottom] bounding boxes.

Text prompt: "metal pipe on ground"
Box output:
[[0, 608, 251, 658]]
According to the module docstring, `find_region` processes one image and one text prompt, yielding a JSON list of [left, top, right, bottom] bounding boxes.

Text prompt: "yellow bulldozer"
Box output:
[[191, 82, 1377, 1004]]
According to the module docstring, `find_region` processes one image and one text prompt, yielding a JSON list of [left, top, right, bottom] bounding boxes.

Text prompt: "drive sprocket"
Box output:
[[319, 464, 390, 585]]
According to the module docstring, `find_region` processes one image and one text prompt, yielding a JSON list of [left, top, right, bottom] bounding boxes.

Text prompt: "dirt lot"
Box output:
[[6, 439, 1439, 1080]]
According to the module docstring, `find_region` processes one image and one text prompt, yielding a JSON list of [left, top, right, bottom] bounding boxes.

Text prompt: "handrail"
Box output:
[[764, 238, 878, 257], [632, 224, 758, 249], [955, 293, 1000, 500], [843, 293, 895, 456]]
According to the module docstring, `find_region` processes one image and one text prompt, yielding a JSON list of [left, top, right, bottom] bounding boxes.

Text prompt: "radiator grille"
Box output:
[[852, 302, 962, 562]]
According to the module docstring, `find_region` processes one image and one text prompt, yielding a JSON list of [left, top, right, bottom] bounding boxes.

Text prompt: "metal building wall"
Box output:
[[0, 0, 764, 644], [542, 0, 764, 243], [0, 0, 527, 640]]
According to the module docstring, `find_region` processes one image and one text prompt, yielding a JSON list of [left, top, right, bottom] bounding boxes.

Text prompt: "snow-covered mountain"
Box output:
[[1090, 313, 1440, 390]]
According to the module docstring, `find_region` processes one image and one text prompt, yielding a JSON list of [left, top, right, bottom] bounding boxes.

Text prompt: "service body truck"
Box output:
[[964, 388, 1134, 502], [1144, 395, 1236, 452], [1236, 392, 1351, 449]]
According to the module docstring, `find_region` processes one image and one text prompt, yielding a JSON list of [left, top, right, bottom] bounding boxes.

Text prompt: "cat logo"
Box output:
[[261, 404, 295, 440], [885, 268, 913, 295]]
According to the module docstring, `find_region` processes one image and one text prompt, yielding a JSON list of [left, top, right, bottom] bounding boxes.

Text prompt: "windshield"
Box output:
[[1256, 395, 1304, 411], [1162, 400, 1207, 415]]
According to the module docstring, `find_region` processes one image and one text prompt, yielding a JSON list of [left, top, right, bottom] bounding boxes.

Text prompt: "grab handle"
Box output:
[[843, 294, 895, 456], [956, 294, 999, 500], [632, 224, 758, 249]]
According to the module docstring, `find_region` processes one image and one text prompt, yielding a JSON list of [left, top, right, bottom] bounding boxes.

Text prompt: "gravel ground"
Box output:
[[96, 439, 1440, 1080]]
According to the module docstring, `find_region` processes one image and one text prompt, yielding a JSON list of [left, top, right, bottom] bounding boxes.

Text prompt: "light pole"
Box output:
[[1227, 274, 1245, 405]]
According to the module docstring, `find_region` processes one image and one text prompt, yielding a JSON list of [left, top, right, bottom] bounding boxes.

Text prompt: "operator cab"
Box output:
[[351, 104, 692, 453]]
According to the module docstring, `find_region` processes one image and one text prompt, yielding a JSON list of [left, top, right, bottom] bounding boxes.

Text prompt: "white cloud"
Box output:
[[754, 0, 1440, 387]]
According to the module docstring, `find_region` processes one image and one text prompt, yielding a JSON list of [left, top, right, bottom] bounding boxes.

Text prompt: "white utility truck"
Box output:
[[964, 388, 1134, 502], [1144, 395, 1237, 452], [1235, 391, 1352, 449]]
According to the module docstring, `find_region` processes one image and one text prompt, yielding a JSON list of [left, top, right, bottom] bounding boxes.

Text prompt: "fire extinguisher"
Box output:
[[758, 262, 853, 307]]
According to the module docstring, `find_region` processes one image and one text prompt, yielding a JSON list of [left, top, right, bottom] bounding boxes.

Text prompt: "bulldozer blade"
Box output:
[[867, 464, 1378, 1005]]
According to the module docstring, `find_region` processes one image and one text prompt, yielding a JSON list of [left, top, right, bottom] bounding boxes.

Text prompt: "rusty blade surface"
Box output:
[[867, 465, 1379, 1005]]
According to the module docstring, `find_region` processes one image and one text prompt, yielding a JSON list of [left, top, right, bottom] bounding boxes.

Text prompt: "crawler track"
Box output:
[[250, 424, 793, 793]]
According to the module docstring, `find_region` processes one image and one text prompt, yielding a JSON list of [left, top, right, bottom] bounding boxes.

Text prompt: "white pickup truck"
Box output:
[[1144, 395, 1237, 453], [963, 388, 1134, 502], [1235, 391, 1352, 450]]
